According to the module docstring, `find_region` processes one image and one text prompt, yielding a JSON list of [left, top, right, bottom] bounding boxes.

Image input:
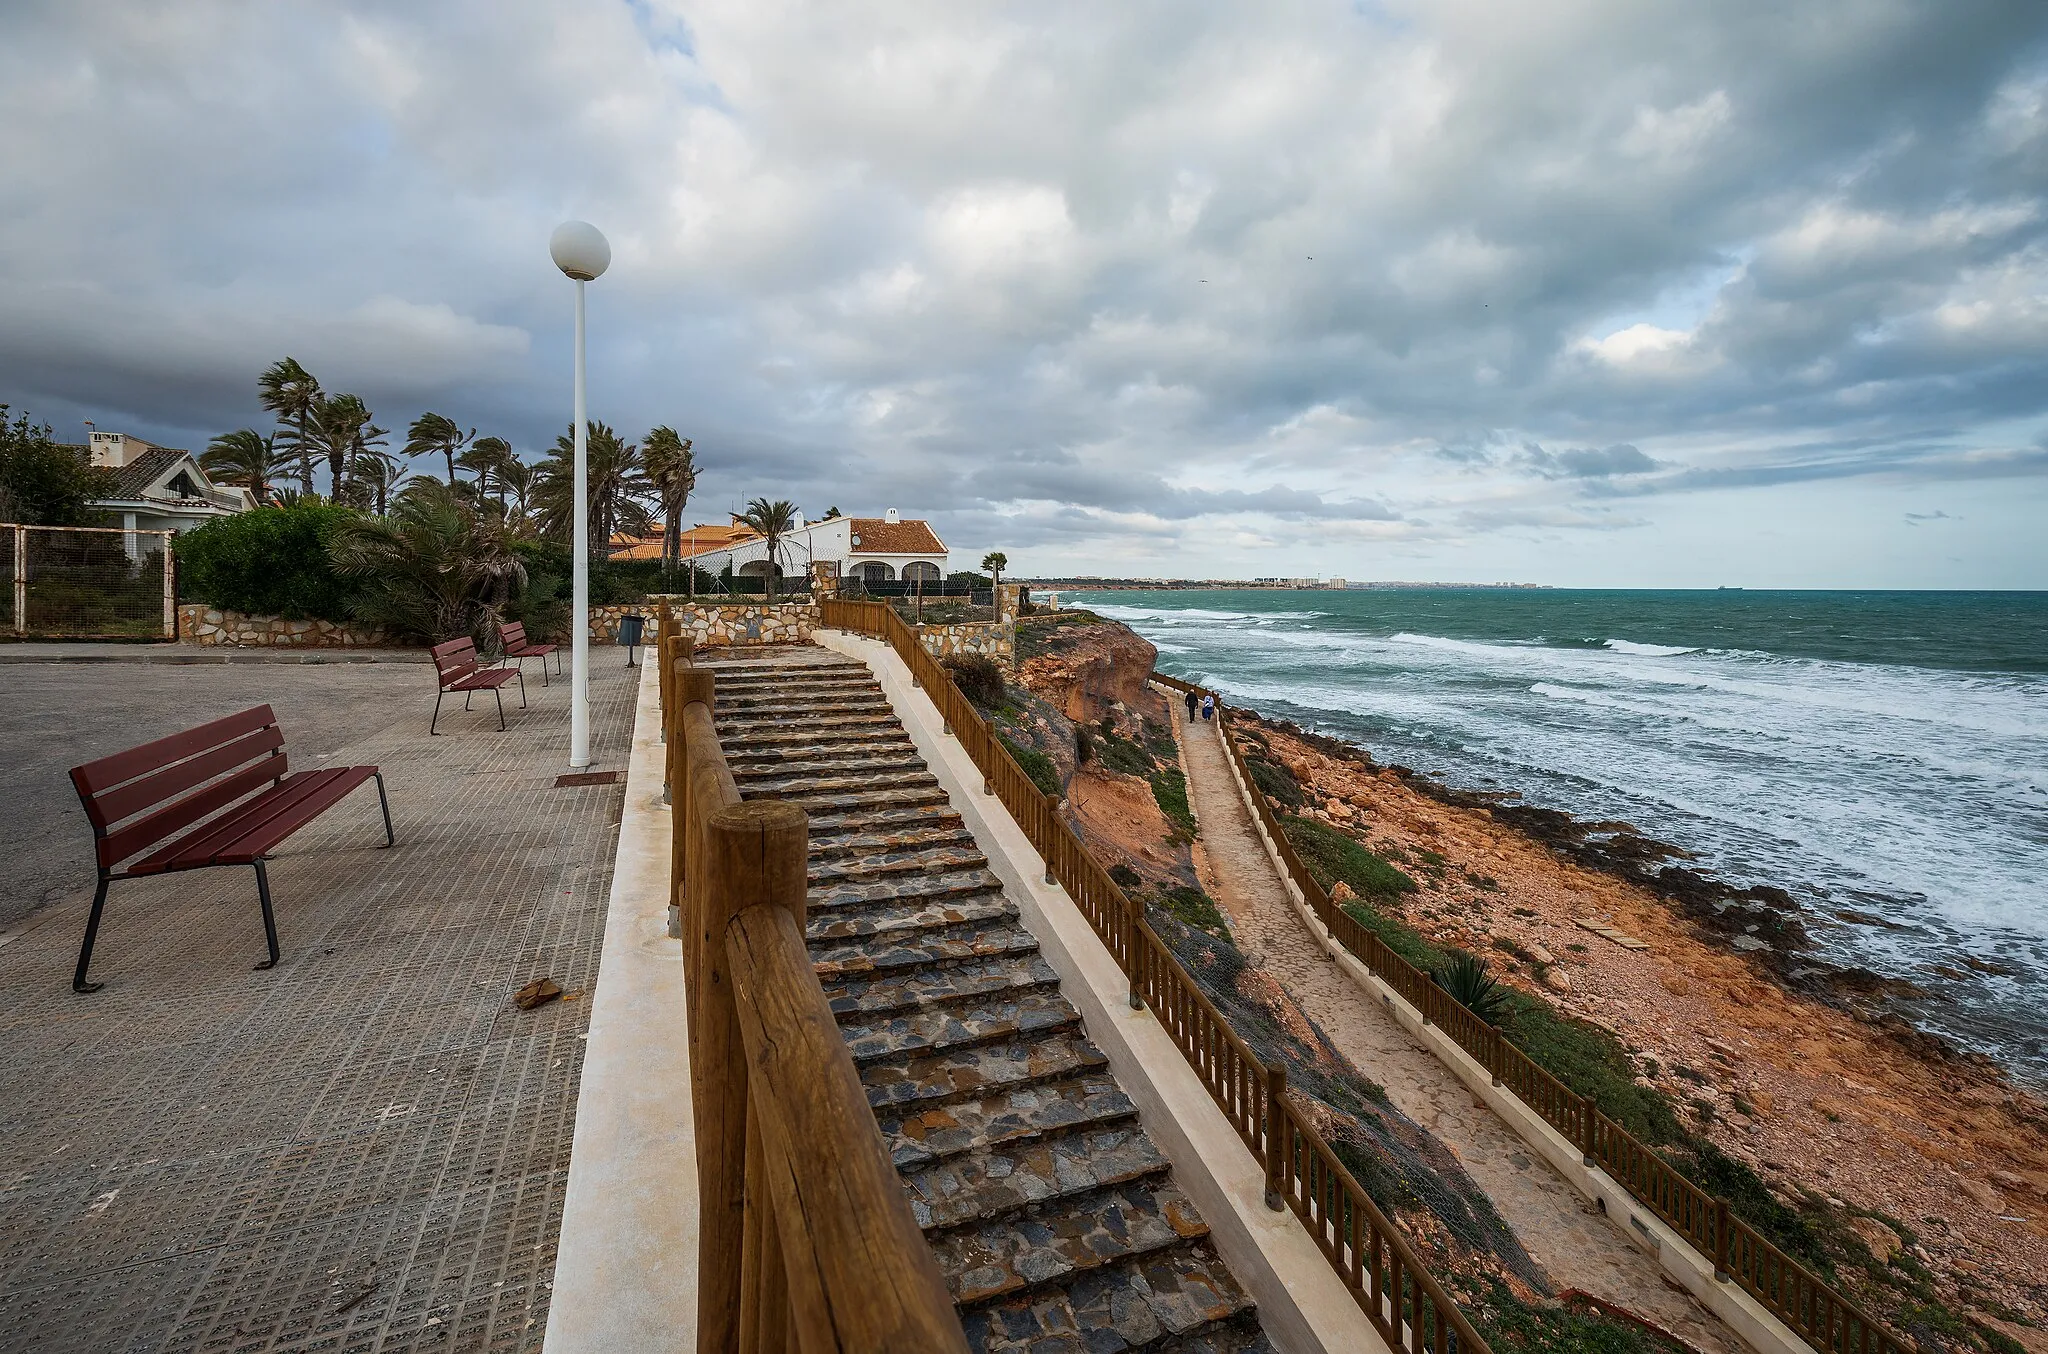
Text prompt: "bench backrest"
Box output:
[[499, 621, 529, 651], [432, 637, 480, 687], [70, 706, 288, 871]]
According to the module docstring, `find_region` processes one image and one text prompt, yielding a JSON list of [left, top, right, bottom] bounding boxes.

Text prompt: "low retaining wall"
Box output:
[[917, 619, 1014, 663], [626, 599, 815, 646], [177, 605, 388, 649]]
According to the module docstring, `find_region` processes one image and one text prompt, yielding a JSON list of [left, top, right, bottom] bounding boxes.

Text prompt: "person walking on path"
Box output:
[[1200, 693, 1216, 722], [1184, 688, 1200, 722]]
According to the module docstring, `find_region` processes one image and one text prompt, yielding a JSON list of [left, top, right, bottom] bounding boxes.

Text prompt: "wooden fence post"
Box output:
[[1264, 1064, 1288, 1211], [1490, 1026, 1505, 1087], [695, 799, 808, 1354], [1580, 1095, 1599, 1168], [1126, 895, 1146, 1010], [1714, 1199, 1731, 1282]]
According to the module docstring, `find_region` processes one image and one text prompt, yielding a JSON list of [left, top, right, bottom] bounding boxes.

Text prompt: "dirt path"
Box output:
[[1168, 696, 1747, 1354]]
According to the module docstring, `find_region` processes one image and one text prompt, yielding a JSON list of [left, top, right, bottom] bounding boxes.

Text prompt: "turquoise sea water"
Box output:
[[1067, 588, 2048, 1084]]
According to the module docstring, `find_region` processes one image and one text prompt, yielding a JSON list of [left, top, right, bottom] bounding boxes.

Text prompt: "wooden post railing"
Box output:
[[817, 599, 1487, 1354], [1146, 669, 1918, 1354], [663, 645, 967, 1354]]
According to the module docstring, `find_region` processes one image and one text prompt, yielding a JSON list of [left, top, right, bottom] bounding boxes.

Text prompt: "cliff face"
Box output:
[[1018, 612, 1162, 726]]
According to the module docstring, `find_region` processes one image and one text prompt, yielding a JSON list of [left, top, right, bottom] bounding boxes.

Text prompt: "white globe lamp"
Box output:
[[553, 220, 610, 769]]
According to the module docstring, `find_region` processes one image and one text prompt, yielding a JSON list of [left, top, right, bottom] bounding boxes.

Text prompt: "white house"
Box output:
[[620, 508, 949, 585], [86, 433, 255, 540]]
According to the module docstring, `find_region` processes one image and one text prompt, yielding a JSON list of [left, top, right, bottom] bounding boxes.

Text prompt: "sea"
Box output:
[[1065, 588, 2048, 1087]]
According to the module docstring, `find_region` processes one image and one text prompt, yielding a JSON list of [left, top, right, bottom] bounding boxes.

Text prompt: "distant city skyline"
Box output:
[[2, 2, 2044, 588]]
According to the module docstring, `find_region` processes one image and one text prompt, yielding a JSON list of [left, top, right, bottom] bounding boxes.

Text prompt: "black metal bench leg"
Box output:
[[517, 669, 527, 709], [494, 686, 506, 732], [252, 860, 281, 970], [73, 875, 110, 994], [431, 690, 445, 735], [373, 771, 396, 846]]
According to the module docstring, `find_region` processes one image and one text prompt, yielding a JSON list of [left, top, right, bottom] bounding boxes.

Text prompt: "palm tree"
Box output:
[[534, 421, 649, 553], [738, 497, 799, 602], [981, 551, 1008, 594], [641, 427, 697, 572], [459, 436, 515, 504], [351, 448, 409, 515], [258, 358, 322, 494], [201, 429, 285, 503], [498, 458, 535, 533], [309, 393, 381, 498], [404, 412, 473, 486], [329, 479, 526, 643]]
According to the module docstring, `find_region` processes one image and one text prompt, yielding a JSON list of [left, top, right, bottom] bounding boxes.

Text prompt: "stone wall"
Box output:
[[631, 598, 816, 647], [178, 605, 389, 649], [918, 619, 1014, 664]]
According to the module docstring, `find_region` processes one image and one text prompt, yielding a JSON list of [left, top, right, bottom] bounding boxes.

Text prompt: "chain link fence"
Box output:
[[4, 523, 176, 639]]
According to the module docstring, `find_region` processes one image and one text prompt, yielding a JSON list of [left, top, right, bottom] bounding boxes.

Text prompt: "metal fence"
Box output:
[[4, 523, 176, 639]]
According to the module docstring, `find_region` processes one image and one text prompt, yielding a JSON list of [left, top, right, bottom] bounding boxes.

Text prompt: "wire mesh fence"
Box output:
[[4, 523, 176, 639]]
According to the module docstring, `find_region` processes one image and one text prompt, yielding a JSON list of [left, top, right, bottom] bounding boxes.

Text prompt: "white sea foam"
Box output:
[[1604, 638, 1699, 656]]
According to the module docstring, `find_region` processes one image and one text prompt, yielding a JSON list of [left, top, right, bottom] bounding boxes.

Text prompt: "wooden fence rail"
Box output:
[[656, 605, 970, 1354], [1145, 668, 1915, 1354], [820, 598, 1487, 1353]]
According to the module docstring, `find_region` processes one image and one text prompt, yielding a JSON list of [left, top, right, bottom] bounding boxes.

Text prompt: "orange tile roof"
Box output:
[[608, 523, 760, 561], [848, 518, 945, 555]]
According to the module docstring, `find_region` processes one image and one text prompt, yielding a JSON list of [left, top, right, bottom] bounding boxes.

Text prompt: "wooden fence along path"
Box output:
[[819, 598, 1486, 1354], [1144, 669, 1914, 1354]]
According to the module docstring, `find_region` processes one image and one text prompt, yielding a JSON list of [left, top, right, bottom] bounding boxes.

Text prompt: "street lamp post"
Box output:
[[550, 221, 611, 770]]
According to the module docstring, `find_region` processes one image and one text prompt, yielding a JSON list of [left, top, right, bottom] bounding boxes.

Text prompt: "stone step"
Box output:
[[714, 679, 883, 702], [959, 1242, 1255, 1352], [932, 1178, 1207, 1307], [703, 660, 869, 680], [826, 952, 1062, 1024], [860, 1029, 1109, 1114], [807, 895, 1017, 949], [806, 802, 965, 838], [736, 758, 930, 791], [904, 1121, 1169, 1233], [716, 710, 900, 736], [839, 987, 1079, 1067], [810, 823, 976, 861], [780, 784, 952, 818], [877, 1072, 1138, 1170], [809, 841, 990, 886], [714, 694, 896, 719], [809, 866, 1004, 917], [721, 724, 909, 751], [728, 739, 917, 770], [1158, 1315, 1276, 1354]]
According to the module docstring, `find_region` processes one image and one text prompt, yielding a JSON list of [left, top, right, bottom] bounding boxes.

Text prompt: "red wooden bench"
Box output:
[[68, 705, 394, 992], [496, 620, 561, 686], [432, 636, 526, 734]]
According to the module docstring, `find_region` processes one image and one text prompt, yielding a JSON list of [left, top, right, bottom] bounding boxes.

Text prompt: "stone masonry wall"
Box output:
[[629, 598, 816, 646], [178, 605, 389, 649], [917, 619, 1015, 664]]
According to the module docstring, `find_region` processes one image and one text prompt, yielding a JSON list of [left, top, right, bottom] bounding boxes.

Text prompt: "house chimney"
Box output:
[[885, 507, 900, 523]]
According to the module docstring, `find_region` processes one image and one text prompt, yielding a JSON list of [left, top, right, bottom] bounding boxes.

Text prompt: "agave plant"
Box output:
[[1433, 952, 1513, 1026], [328, 479, 526, 643]]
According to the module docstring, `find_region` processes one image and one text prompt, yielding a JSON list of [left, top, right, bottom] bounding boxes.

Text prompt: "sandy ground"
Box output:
[[1168, 696, 1746, 1354], [1241, 716, 2048, 1327]]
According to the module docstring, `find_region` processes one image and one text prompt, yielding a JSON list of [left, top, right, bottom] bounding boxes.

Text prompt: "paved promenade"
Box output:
[[1168, 697, 1746, 1354], [0, 653, 636, 1353]]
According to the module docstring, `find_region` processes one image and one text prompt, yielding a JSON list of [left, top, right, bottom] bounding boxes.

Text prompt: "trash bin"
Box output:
[[618, 613, 647, 666]]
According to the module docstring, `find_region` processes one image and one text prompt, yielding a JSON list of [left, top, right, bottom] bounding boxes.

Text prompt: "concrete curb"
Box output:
[[544, 660, 698, 1353], [1181, 691, 1810, 1354], [0, 645, 428, 664], [822, 630, 1387, 1354]]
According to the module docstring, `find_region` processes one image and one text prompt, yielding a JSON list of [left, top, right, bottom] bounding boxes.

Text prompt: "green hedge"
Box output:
[[175, 504, 361, 621]]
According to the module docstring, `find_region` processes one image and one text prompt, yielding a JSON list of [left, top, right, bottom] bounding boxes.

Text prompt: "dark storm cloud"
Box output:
[[0, 0, 2043, 580]]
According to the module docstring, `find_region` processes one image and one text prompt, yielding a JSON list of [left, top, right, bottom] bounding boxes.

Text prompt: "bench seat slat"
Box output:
[[91, 727, 285, 829], [100, 755, 287, 870], [127, 767, 374, 875], [71, 705, 278, 797], [448, 669, 519, 692]]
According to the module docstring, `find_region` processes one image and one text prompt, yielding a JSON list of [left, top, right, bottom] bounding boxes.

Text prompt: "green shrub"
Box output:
[[1496, 991, 1683, 1145], [1152, 885, 1230, 939], [942, 654, 1005, 708], [1283, 816, 1416, 901], [998, 733, 1062, 798], [176, 503, 361, 621], [1150, 768, 1197, 841], [0, 406, 115, 526], [1107, 862, 1143, 887], [1248, 755, 1304, 808], [1095, 727, 1155, 775]]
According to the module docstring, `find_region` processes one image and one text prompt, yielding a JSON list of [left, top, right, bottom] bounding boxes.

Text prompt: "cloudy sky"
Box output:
[[4, 1, 2046, 586]]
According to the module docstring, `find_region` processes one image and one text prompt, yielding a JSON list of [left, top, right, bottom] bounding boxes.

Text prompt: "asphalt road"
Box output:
[[0, 663, 430, 929]]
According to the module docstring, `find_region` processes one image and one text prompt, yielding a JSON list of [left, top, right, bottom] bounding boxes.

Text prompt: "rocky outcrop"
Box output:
[[1019, 615, 1160, 726]]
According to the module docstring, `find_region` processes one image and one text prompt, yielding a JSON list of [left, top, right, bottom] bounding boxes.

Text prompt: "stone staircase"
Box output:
[[706, 647, 1274, 1354]]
